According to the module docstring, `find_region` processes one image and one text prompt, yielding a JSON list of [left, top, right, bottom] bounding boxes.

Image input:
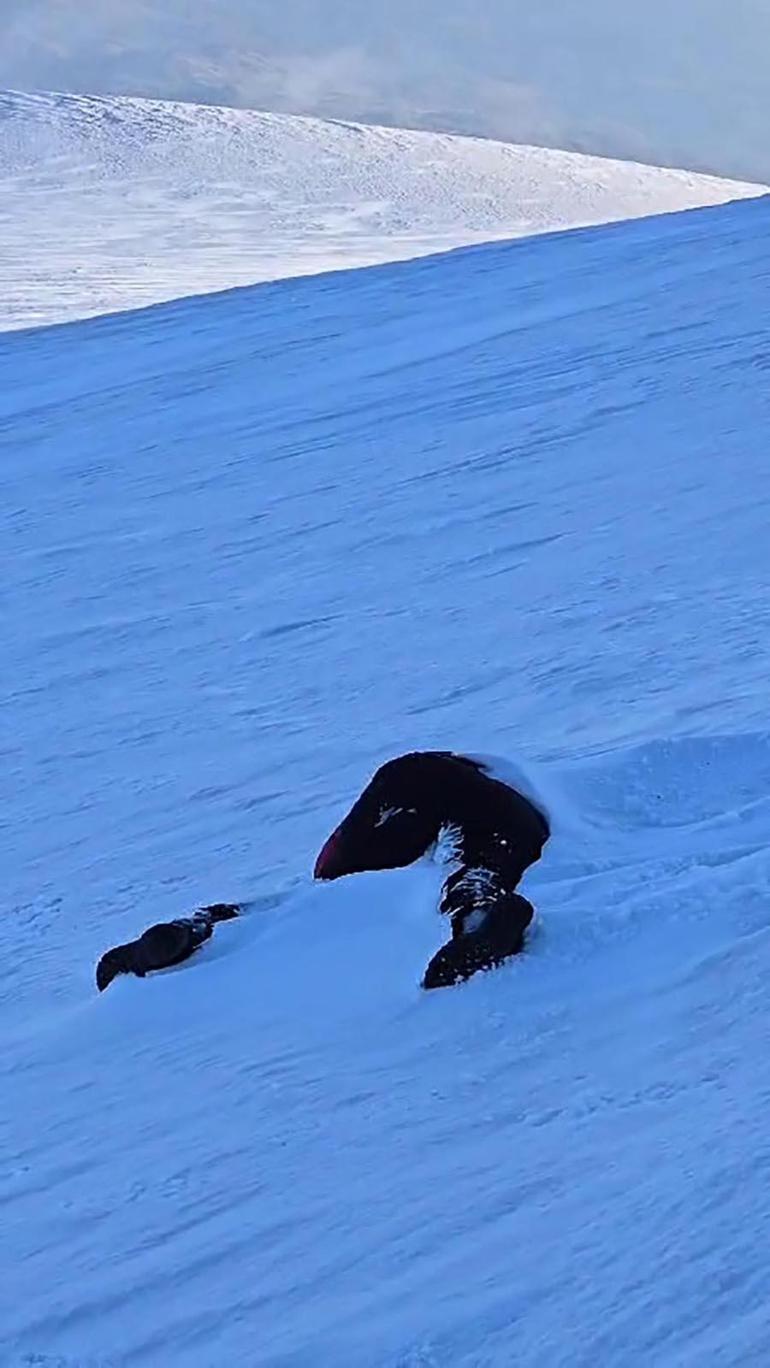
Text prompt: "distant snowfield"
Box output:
[[4, 193, 770, 1365], [1, 87, 767, 331]]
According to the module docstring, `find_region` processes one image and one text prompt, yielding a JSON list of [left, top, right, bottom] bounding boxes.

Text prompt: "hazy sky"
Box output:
[[2, 1, 770, 181]]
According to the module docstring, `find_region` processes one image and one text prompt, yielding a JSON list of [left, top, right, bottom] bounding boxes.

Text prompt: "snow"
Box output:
[[1, 86, 767, 332], [4, 176, 770, 1365]]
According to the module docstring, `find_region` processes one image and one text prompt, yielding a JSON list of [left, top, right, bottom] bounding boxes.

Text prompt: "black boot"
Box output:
[[422, 894, 534, 990]]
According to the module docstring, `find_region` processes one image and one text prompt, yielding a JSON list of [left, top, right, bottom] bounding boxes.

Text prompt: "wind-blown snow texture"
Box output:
[[4, 194, 770, 1366], [1, 87, 766, 331]]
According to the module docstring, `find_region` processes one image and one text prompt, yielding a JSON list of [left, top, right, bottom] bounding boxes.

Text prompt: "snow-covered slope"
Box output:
[[1, 87, 766, 332], [4, 195, 770, 1366]]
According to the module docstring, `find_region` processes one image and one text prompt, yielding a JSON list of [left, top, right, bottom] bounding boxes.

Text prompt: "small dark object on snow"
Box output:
[[314, 751, 548, 989], [96, 903, 240, 992]]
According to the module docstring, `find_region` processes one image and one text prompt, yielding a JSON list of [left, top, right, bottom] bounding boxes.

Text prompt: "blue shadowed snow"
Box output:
[[3, 195, 770, 1367]]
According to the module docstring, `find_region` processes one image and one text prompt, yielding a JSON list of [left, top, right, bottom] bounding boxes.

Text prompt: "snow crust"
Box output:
[[1, 86, 766, 332], [4, 186, 770, 1365]]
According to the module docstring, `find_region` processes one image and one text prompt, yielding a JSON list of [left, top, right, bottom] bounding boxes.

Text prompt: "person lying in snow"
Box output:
[[96, 903, 240, 992], [313, 751, 549, 988]]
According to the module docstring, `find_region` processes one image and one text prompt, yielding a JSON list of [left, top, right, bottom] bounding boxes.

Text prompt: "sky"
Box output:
[[2, 1, 770, 181]]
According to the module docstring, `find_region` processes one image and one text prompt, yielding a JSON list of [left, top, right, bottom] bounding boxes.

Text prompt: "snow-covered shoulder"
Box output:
[[1, 86, 766, 331]]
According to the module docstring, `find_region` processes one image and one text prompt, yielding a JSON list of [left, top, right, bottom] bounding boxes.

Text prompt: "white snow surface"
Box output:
[[4, 193, 770, 1366], [1, 87, 767, 332]]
